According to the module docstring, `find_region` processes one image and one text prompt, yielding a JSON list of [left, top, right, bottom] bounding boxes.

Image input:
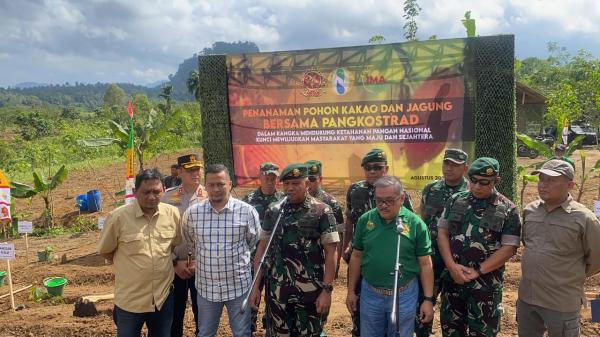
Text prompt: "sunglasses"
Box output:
[[469, 176, 495, 186], [308, 176, 318, 182], [363, 164, 385, 172]]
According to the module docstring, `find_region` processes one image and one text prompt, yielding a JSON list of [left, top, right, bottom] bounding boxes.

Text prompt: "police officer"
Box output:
[[305, 160, 344, 279], [249, 163, 339, 336], [242, 162, 285, 333], [415, 149, 469, 337], [162, 154, 207, 337], [437, 157, 521, 337], [343, 148, 413, 337]]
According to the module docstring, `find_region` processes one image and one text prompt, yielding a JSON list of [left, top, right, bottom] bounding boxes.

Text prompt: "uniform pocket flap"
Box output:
[[121, 233, 145, 242]]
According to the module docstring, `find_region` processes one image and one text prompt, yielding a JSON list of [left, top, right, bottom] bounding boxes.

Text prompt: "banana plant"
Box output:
[[575, 152, 600, 202], [517, 165, 539, 211], [10, 165, 68, 228], [516, 132, 585, 168]]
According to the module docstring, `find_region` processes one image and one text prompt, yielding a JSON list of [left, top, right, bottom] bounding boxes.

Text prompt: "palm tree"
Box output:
[[187, 69, 201, 101]]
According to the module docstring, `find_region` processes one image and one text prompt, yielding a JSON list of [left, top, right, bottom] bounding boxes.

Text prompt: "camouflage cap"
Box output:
[[279, 163, 308, 181], [361, 148, 387, 166], [467, 157, 499, 177], [443, 148, 468, 164], [260, 162, 280, 176], [177, 154, 203, 169], [305, 160, 322, 176], [532, 159, 574, 180]]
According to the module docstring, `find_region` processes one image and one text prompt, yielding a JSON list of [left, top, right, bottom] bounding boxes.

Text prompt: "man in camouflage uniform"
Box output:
[[305, 160, 344, 279], [437, 157, 521, 337], [415, 149, 469, 337], [161, 154, 207, 337], [242, 162, 285, 333], [343, 148, 413, 337], [249, 163, 339, 337]]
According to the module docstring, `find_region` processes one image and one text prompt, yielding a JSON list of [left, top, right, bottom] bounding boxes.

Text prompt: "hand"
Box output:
[[463, 267, 480, 281], [343, 247, 352, 264], [174, 260, 193, 279], [448, 263, 470, 285], [419, 300, 434, 323], [346, 291, 358, 313], [316, 290, 332, 314], [249, 287, 262, 311], [187, 259, 196, 272]]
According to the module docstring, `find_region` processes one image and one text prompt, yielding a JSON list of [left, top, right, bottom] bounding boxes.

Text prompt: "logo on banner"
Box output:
[[302, 70, 325, 97], [333, 68, 351, 95]]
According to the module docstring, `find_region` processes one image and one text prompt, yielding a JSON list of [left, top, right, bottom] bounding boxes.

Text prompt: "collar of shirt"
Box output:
[[206, 197, 234, 214], [541, 194, 574, 214], [133, 200, 163, 219]]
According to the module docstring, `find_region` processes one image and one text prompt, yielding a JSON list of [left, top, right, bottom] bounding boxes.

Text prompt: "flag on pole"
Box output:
[[125, 100, 136, 205], [0, 170, 11, 221]]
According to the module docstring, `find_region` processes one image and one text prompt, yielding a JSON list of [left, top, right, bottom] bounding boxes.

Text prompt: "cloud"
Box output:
[[0, 0, 598, 87]]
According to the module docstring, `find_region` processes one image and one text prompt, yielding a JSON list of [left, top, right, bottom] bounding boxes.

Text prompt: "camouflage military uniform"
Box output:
[[345, 179, 414, 336], [313, 187, 344, 227], [438, 190, 521, 337], [261, 195, 339, 336], [243, 187, 285, 332], [243, 188, 286, 222], [415, 177, 468, 337]]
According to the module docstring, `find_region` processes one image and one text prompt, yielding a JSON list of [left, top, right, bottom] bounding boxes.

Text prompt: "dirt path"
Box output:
[[1, 149, 599, 336]]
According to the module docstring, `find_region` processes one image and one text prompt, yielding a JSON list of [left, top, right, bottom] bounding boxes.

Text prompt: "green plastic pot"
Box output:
[[0, 271, 6, 287], [43, 277, 68, 297]]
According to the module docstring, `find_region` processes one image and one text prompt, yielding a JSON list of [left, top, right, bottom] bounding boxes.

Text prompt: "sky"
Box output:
[[1, 0, 599, 88]]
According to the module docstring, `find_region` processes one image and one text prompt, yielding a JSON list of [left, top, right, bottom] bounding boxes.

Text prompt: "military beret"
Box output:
[[305, 160, 322, 176], [177, 154, 203, 169], [468, 157, 499, 177], [361, 148, 387, 166], [444, 148, 468, 164], [279, 163, 308, 181], [260, 162, 280, 176]]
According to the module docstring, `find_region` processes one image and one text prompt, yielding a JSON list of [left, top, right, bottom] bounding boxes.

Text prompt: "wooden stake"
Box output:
[[25, 233, 29, 264], [0, 284, 32, 300], [6, 260, 15, 310]]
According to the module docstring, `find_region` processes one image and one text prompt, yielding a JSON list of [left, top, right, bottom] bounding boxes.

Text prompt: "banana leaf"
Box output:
[[32, 172, 47, 192], [48, 165, 68, 190], [516, 133, 553, 158]]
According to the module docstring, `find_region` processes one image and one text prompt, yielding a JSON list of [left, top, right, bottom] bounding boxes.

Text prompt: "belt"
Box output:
[[368, 278, 415, 296]]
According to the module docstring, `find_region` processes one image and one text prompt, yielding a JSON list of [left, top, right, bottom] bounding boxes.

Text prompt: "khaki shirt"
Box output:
[[97, 200, 181, 313], [162, 184, 207, 259], [519, 195, 600, 312]]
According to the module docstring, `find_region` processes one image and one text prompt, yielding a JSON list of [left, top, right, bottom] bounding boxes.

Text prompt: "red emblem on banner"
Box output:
[[302, 70, 325, 97]]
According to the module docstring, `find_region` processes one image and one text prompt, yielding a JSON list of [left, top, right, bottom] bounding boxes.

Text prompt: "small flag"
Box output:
[[0, 170, 11, 221]]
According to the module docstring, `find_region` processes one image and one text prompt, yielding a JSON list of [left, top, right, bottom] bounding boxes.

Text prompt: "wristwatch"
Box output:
[[322, 283, 334, 293], [474, 262, 483, 276], [423, 296, 434, 303]]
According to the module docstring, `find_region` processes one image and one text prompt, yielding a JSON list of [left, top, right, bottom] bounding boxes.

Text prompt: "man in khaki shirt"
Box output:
[[98, 168, 181, 337], [518, 159, 600, 337]]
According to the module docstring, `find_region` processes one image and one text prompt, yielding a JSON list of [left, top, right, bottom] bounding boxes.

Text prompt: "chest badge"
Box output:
[[366, 220, 375, 231]]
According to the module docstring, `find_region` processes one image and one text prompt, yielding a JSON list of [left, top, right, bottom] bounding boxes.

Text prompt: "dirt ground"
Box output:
[[1, 149, 599, 336]]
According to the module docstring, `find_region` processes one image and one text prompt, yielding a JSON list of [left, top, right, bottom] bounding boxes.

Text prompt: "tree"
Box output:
[[546, 83, 582, 142], [186, 69, 201, 101], [103, 84, 127, 108], [462, 11, 476, 37], [10, 165, 68, 228], [403, 0, 421, 40]]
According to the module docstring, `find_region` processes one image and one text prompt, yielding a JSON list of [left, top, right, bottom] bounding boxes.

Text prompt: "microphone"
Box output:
[[396, 217, 404, 234]]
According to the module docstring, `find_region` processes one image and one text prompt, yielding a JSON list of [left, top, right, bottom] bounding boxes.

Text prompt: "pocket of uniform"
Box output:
[[120, 233, 146, 255], [563, 317, 580, 337], [156, 231, 176, 255]]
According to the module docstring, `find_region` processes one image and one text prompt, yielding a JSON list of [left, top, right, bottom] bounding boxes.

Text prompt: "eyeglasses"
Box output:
[[363, 164, 385, 172], [308, 176, 318, 182], [375, 196, 401, 206], [469, 176, 495, 186]]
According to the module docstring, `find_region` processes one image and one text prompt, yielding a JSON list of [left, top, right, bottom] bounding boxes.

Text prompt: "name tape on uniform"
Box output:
[[0, 242, 15, 260], [98, 217, 106, 230], [18, 221, 33, 234]]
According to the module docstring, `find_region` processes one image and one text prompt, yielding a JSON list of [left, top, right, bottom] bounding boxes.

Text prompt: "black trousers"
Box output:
[[170, 274, 199, 337]]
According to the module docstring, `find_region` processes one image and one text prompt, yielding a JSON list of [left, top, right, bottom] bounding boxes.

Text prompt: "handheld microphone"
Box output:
[[396, 217, 404, 234]]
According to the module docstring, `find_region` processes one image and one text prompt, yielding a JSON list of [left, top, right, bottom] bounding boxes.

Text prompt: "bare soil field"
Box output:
[[1, 149, 599, 336]]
